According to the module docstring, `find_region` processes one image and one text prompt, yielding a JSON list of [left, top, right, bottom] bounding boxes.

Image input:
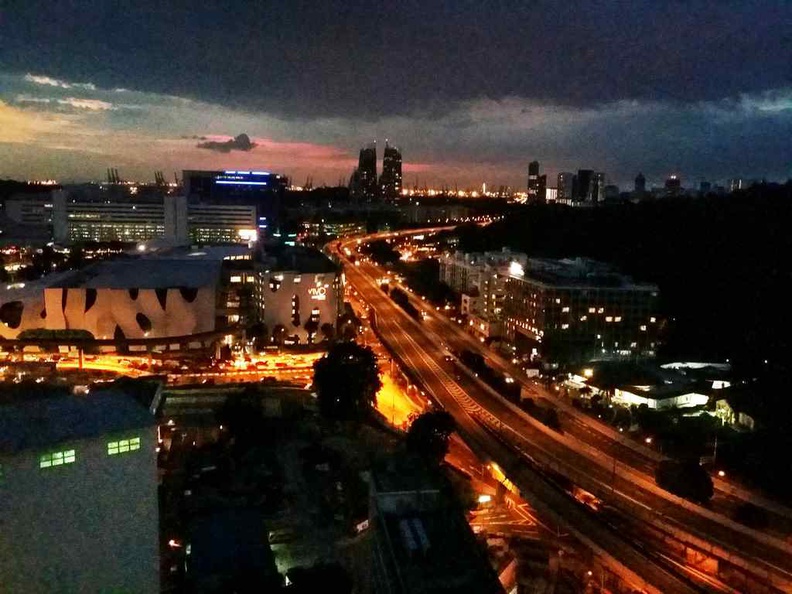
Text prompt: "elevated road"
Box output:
[[337, 234, 792, 593], [342, 248, 706, 593]]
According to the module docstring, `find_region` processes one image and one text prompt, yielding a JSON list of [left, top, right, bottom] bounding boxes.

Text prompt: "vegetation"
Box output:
[[654, 460, 713, 503], [389, 287, 422, 321], [312, 342, 381, 421], [458, 349, 521, 402], [406, 410, 455, 466]]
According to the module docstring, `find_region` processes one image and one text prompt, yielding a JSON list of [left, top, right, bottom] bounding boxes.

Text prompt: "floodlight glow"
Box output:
[[509, 261, 524, 277]]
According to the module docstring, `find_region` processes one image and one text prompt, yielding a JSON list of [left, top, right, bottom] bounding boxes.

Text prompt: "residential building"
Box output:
[[557, 172, 575, 203], [0, 388, 159, 593], [665, 175, 682, 196], [351, 143, 378, 202], [634, 173, 646, 194], [439, 249, 528, 338], [527, 160, 540, 202], [379, 141, 403, 201], [504, 257, 660, 364]]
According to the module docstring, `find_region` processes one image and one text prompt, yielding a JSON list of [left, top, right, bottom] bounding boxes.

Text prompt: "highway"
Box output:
[[336, 233, 792, 593], [340, 244, 709, 594]]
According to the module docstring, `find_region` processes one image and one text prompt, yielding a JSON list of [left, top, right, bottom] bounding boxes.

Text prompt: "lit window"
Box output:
[[650, 317, 656, 323], [580, 315, 587, 321], [228, 314, 240, 323], [606, 316, 613, 322], [107, 438, 141, 456], [615, 316, 622, 322], [230, 276, 242, 283], [562, 307, 569, 313], [588, 307, 596, 313], [640, 325, 647, 331], [40, 449, 76, 468], [555, 298, 561, 304], [561, 323, 569, 329]]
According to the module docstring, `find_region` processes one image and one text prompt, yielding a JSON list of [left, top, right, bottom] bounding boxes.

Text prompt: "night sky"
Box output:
[[1, 0, 790, 188]]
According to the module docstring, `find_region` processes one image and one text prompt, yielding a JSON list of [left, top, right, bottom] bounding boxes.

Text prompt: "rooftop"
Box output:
[[261, 244, 339, 274], [0, 388, 155, 453], [51, 258, 222, 289], [371, 455, 503, 594], [515, 257, 657, 290]]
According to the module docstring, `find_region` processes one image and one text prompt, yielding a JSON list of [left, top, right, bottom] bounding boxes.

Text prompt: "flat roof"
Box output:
[[51, 258, 222, 289], [371, 456, 502, 594], [261, 245, 339, 274], [515, 257, 657, 290], [0, 389, 155, 453]]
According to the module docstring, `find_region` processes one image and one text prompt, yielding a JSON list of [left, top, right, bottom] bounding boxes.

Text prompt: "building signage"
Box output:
[[308, 286, 327, 301]]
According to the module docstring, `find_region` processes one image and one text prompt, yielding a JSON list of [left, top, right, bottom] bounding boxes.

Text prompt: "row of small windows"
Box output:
[[35, 437, 141, 470], [40, 449, 76, 468], [108, 438, 141, 455]]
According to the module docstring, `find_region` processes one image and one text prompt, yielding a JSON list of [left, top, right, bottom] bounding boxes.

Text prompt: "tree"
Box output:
[[406, 410, 455, 465], [320, 322, 335, 342], [286, 563, 353, 594], [216, 386, 265, 450], [303, 319, 319, 344], [248, 322, 268, 349], [272, 324, 287, 346], [655, 460, 714, 503], [312, 342, 381, 421]]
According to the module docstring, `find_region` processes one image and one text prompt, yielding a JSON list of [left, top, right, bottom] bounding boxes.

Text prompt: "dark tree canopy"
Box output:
[[312, 342, 381, 421], [406, 410, 456, 465]]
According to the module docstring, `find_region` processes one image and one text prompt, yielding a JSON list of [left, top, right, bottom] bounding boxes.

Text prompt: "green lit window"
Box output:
[[107, 437, 141, 456], [40, 450, 76, 469]]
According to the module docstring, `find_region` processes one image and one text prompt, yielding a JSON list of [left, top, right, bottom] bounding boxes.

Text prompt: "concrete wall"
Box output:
[[0, 428, 159, 593]]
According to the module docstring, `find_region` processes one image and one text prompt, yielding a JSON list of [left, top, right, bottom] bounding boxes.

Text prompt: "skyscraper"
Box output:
[[665, 174, 681, 196], [379, 141, 402, 201], [557, 172, 575, 202], [537, 174, 547, 202], [592, 172, 606, 204], [354, 143, 378, 202], [575, 169, 594, 202], [634, 173, 646, 194], [527, 161, 540, 201]]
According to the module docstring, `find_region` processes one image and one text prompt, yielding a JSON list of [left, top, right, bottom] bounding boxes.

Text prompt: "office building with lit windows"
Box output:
[[0, 389, 159, 593], [182, 169, 287, 234], [504, 258, 660, 364], [5, 190, 257, 245]]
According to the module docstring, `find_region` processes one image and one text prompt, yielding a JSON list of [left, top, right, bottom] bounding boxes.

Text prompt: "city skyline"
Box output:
[[1, 1, 791, 188]]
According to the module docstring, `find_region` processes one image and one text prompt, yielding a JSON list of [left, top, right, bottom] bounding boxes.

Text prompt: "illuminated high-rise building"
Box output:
[[527, 160, 540, 201], [353, 143, 378, 202], [379, 141, 402, 201], [557, 172, 575, 203], [665, 174, 682, 196], [593, 172, 606, 203]]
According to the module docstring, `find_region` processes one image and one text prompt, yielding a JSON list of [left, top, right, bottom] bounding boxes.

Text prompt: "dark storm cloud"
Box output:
[[196, 133, 256, 153], [1, 0, 790, 119]]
